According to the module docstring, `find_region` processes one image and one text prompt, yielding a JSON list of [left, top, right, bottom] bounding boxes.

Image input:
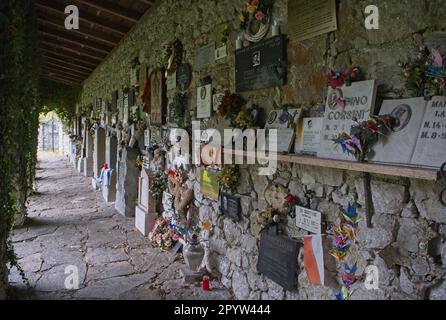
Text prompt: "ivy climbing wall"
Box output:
[[74, 0, 446, 300]]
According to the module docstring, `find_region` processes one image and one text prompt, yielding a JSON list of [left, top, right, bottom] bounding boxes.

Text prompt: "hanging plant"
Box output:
[[401, 47, 446, 97], [217, 165, 240, 192], [170, 91, 188, 128], [150, 171, 168, 200]]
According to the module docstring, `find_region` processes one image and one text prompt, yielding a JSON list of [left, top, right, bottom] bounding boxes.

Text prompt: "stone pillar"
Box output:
[[115, 147, 139, 217], [83, 131, 94, 177], [92, 127, 106, 188], [102, 135, 118, 202]]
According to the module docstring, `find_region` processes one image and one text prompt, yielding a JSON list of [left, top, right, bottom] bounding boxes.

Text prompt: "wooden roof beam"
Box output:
[[41, 52, 96, 71], [34, 0, 129, 35], [39, 36, 106, 61], [39, 46, 99, 68], [43, 61, 90, 77], [40, 75, 78, 86], [36, 15, 120, 47], [74, 0, 141, 23], [41, 72, 82, 84], [39, 40, 104, 63], [42, 66, 86, 81], [38, 26, 112, 54]]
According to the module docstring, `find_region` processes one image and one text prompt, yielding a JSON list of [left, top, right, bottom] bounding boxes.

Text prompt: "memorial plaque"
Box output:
[[372, 97, 426, 165], [235, 35, 286, 93], [200, 169, 220, 201], [411, 96, 446, 168], [220, 192, 241, 222], [197, 84, 212, 119], [166, 72, 177, 91], [176, 63, 192, 91], [149, 69, 167, 125], [195, 43, 216, 70], [317, 80, 377, 161], [296, 206, 322, 234], [257, 233, 300, 291], [288, 0, 337, 42], [300, 117, 324, 154]]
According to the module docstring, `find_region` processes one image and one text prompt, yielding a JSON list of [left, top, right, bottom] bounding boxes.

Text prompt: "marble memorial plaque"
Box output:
[[317, 80, 377, 161], [235, 35, 286, 93], [300, 117, 324, 154], [259, 128, 294, 153], [257, 233, 300, 291], [111, 91, 118, 112], [288, 0, 337, 42], [195, 43, 216, 70], [296, 206, 322, 234], [372, 97, 426, 165], [197, 84, 212, 119], [220, 192, 241, 222], [411, 96, 446, 168]]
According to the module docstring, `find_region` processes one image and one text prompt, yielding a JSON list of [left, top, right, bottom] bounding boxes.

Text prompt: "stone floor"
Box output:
[[8, 152, 232, 300]]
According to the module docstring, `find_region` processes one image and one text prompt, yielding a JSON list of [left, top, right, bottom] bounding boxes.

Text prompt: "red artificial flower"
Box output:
[[284, 194, 297, 206], [327, 71, 345, 89], [167, 169, 175, 178], [251, 0, 259, 5], [255, 10, 266, 21]]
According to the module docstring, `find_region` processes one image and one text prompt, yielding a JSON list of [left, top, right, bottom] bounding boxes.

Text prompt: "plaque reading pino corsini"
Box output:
[[257, 233, 300, 291], [317, 80, 377, 160], [411, 96, 446, 168], [235, 35, 286, 93]]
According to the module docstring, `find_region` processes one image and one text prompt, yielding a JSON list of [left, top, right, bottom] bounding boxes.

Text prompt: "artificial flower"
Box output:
[[246, 4, 256, 13], [255, 10, 266, 21], [284, 194, 297, 206]]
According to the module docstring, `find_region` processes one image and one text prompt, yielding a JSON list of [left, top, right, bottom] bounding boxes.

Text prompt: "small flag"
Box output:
[[304, 234, 325, 286]]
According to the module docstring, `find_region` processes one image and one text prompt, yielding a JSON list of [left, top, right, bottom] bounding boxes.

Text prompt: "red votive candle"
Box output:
[[202, 276, 210, 291]]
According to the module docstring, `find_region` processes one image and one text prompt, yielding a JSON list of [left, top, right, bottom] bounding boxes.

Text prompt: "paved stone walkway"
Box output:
[[8, 153, 232, 300]]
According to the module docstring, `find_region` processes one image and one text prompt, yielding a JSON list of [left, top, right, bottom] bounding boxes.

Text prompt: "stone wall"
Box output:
[[79, 0, 446, 300]]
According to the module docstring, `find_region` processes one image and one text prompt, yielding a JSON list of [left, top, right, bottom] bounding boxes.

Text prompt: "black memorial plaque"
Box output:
[[235, 35, 287, 93], [220, 192, 241, 222], [257, 232, 299, 291], [176, 63, 192, 91]]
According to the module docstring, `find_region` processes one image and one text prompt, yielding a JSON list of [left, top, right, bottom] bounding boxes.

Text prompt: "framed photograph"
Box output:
[[200, 169, 220, 201]]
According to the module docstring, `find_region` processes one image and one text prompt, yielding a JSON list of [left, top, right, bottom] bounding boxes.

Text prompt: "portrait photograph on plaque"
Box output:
[[196, 84, 212, 119], [299, 117, 324, 154], [317, 80, 377, 161], [372, 97, 427, 165]]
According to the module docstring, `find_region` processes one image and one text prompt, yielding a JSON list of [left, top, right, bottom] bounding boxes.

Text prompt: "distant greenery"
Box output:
[[40, 79, 81, 125]]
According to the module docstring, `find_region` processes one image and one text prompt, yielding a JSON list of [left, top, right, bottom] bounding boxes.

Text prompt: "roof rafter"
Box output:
[[74, 0, 142, 23]]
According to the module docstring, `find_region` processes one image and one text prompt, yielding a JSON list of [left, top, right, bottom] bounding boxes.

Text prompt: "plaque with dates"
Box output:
[[235, 35, 287, 93], [257, 233, 300, 291], [220, 192, 241, 222]]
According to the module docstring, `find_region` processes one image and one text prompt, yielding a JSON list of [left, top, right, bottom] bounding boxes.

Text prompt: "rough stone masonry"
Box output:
[[76, 0, 446, 300]]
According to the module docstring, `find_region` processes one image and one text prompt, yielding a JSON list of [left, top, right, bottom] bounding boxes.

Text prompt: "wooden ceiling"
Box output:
[[35, 0, 156, 86]]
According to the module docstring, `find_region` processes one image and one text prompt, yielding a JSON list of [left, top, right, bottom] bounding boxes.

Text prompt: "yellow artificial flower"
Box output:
[[246, 4, 256, 13], [239, 12, 245, 22]]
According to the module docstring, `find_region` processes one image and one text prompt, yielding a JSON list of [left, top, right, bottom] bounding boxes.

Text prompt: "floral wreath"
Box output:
[[239, 0, 273, 43]]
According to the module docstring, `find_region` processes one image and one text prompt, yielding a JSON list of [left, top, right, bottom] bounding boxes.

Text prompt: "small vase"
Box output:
[[183, 234, 205, 272]]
